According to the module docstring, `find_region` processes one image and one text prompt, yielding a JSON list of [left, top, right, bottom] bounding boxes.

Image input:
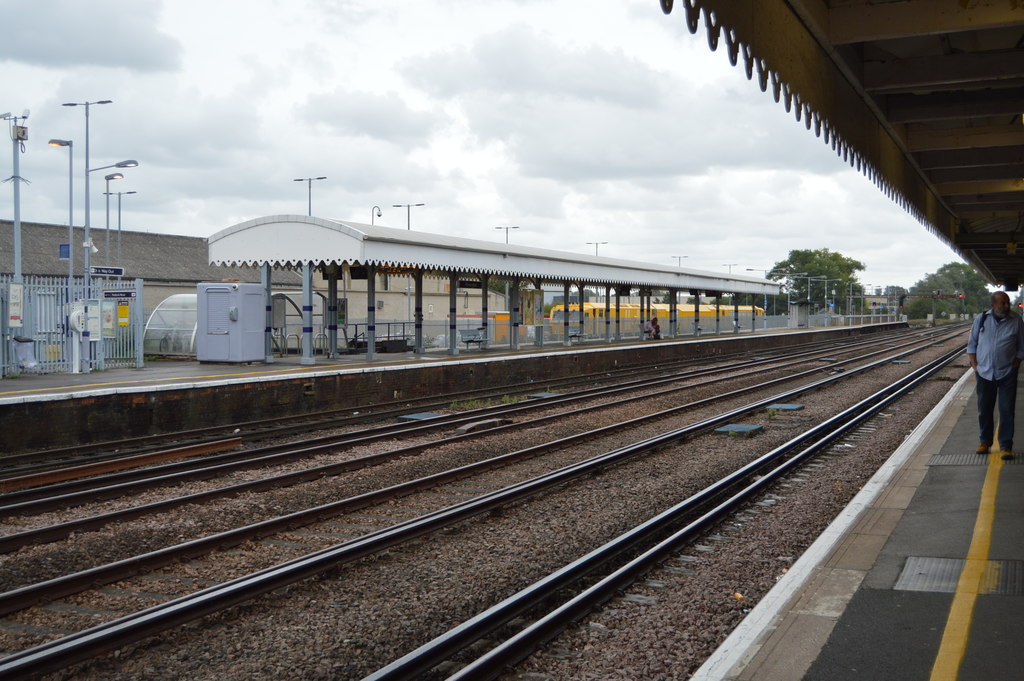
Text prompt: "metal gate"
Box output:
[[1, 275, 144, 377]]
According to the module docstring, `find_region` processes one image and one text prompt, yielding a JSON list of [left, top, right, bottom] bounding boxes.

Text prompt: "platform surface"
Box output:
[[695, 369, 1023, 681]]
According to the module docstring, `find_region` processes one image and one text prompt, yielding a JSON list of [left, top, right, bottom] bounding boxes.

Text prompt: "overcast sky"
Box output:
[[2, 0, 961, 289]]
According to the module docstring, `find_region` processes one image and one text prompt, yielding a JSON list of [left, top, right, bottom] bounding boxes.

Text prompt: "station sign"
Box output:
[[459, 280, 483, 289], [103, 290, 137, 299], [90, 266, 125, 276]]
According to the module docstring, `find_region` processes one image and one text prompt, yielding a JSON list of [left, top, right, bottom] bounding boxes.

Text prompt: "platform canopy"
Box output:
[[658, 1, 1024, 288], [208, 215, 779, 295]]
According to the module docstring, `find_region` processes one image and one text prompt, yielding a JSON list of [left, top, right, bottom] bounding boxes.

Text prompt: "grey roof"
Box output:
[[0, 220, 295, 284]]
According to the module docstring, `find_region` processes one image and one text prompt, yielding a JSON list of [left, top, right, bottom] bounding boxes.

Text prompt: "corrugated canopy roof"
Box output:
[[208, 215, 779, 295]]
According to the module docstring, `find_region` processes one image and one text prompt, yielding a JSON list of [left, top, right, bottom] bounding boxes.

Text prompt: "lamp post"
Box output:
[[586, 241, 608, 256], [64, 98, 123, 372], [371, 206, 381, 225], [723, 263, 738, 274], [293, 176, 326, 216], [392, 202, 425, 229], [495, 225, 519, 244], [104, 190, 137, 269], [672, 256, 688, 266], [48, 138, 74, 281], [103, 173, 123, 265]]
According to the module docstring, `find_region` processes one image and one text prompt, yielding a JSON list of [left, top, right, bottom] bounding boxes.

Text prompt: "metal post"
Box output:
[[301, 263, 314, 365], [367, 265, 378, 360], [10, 120, 23, 284], [327, 266, 338, 358], [414, 270, 424, 353], [448, 272, 458, 355], [563, 281, 571, 346], [480, 274, 489, 349], [262, 264, 275, 363]]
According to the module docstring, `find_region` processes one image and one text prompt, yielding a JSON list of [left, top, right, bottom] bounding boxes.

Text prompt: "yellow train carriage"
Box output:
[[547, 302, 764, 337]]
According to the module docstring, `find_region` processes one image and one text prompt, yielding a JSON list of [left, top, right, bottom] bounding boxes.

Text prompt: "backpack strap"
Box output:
[[979, 310, 989, 333]]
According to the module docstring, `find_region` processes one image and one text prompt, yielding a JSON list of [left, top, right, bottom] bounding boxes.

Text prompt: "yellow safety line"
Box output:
[[928, 431, 1005, 681]]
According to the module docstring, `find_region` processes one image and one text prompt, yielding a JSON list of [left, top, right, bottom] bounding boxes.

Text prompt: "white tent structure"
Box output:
[[208, 215, 779, 362]]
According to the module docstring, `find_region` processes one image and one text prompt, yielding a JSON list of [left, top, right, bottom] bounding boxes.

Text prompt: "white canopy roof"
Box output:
[[208, 215, 779, 295]]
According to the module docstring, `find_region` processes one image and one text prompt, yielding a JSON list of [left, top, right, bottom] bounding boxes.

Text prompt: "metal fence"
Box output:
[[1, 275, 145, 377]]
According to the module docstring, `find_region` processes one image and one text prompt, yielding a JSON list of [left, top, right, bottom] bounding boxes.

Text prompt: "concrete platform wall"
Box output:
[[7, 324, 904, 452]]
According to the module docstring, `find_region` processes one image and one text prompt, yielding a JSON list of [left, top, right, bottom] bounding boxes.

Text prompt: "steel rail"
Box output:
[[0, 326, 918, 471], [0, 336, 862, 508], [373, 346, 964, 681], [0, 330, 960, 555], [0, 328, 955, 517], [0, 344, 961, 680]]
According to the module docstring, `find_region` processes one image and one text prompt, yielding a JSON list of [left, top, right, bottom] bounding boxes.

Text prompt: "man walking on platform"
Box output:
[[967, 290, 1024, 460]]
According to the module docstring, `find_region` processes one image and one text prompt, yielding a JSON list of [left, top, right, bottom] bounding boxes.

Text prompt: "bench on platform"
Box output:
[[459, 328, 486, 349]]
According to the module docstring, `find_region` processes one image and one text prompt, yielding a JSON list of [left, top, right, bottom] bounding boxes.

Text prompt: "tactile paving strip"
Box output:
[[929, 452, 1023, 466], [894, 556, 1024, 595]]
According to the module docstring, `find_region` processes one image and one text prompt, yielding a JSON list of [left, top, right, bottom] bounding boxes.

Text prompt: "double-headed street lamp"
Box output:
[[393, 202, 425, 230], [495, 225, 519, 244], [104, 190, 137, 269], [103, 173, 123, 266], [294, 176, 326, 216], [48, 138, 74, 280], [586, 241, 608, 256]]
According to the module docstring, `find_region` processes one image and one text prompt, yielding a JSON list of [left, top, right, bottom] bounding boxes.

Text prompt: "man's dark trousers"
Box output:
[[977, 368, 1019, 448]]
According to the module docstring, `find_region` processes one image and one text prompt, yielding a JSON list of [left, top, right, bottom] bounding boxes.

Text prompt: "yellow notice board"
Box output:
[[118, 302, 130, 326]]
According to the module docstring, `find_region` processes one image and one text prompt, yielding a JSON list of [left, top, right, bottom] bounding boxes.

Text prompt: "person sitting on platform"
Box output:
[[651, 316, 661, 340], [966, 290, 1024, 459]]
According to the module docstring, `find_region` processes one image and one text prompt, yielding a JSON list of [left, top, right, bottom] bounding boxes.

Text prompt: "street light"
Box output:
[[103, 173, 123, 265], [392, 202, 425, 230], [63, 99, 115, 372], [723, 263, 738, 273], [293, 176, 326, 216], [371, 206, 382, 225], [48, 138, 74, 281], [672, 256, 688, 266], [495, 225, 519, 244], [586, 241, 608, 256], [104, 190, 136, 269]]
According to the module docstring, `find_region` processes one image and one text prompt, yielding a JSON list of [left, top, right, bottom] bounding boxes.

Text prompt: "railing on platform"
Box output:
[[1, 275, 144, 377]]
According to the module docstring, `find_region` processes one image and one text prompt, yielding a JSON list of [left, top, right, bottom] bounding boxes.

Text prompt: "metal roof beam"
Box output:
[[830, 0, 1024, 44], [934, 179, 1024, 196], [864, 49, 1024, 92], [908, 123, 1024, 152], [915, 144, 1024, 169], [928, 164, 1024, 183], [887, 88, 1024, 123]]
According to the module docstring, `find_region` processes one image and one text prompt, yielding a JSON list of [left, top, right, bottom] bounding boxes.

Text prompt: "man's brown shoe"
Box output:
[[977, 442, 992, 454]]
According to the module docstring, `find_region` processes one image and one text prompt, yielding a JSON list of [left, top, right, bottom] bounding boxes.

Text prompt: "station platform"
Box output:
[[695, 369, 1022, 681]]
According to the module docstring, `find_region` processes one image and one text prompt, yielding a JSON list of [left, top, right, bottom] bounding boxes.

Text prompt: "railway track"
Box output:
[[0, 326, 933, 476], [0, 330, 965, 679], [0, 327, 947, 510]]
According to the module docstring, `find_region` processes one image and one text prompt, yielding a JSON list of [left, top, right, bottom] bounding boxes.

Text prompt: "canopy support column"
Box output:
[[300, 263, 314, 365], [511, 279, 521, 350], [366, 265, 377, 360], [414, 270, 424, 354], [690, 290, 700, 336], [262, 263, 274, 363], [733, 296, 740, 334], [448, 273, 459, 355], [327, 265, 338, 358], [562, 281, 571, 346], [614, 286, 623, 341], [669, 290, 677, 337], [604, 285, 611, 342], [480, 274, 489, 349]]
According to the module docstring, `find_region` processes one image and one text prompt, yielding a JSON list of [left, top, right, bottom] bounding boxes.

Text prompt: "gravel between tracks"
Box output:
[[22, 341, 969, 681]]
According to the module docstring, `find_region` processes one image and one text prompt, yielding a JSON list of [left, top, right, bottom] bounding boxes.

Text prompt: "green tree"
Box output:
[[769, 248, 866, 314], [904, 263, 989, 320]]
